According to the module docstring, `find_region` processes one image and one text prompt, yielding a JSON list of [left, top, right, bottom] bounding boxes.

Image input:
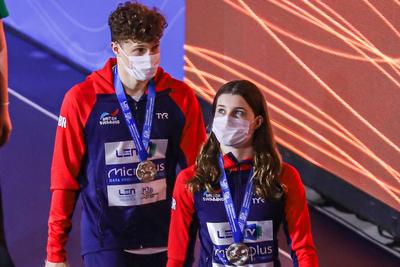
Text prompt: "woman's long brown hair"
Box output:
[[188, 80, 283, 200]]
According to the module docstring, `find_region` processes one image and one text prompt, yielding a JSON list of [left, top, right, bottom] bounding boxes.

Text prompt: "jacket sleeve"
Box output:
[[172, 84, 206, 168], [282, 164, 319, 267], [47, 190, 77, 262], [46, 88, 88, 262], [167, 168, 196, 267]]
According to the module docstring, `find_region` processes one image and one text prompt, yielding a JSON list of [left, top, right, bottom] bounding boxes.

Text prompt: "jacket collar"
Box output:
[[222, 152, 253, 172]]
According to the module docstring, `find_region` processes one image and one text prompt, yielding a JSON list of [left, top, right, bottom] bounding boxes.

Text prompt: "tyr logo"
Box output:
[[156, 112, 169, 120]]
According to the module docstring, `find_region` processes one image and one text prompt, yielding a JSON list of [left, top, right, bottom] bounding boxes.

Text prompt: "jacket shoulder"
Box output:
[[176, 165, 196, 185], [64, 75, 100, 103], [280, 162, 306, 196]]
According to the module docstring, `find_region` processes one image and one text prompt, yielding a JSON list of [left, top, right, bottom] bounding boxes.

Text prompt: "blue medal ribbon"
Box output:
[[113, 66, 156, 161], [218, 154, 254, 244]]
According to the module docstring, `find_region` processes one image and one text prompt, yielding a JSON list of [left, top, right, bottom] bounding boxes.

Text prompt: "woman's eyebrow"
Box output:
[[232, 106, 246, 110]]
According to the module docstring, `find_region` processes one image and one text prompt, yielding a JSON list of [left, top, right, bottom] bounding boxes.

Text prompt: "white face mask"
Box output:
[[119, 46, 160, 81], [212, 116, 254, 146]]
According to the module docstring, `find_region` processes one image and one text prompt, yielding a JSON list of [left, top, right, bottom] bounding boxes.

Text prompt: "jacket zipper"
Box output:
[[96, 187, 105, 247]]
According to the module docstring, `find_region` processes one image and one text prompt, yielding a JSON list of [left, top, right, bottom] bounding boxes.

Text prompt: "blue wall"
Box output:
[[1, 1, 186, 266], [4, 0, 185, 79]]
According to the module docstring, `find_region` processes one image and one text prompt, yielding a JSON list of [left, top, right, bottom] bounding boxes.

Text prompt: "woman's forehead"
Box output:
[[216, 94, 251, 109]]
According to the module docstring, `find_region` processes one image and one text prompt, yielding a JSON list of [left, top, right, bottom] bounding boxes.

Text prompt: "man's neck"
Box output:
[[117, 63, 148, 98]]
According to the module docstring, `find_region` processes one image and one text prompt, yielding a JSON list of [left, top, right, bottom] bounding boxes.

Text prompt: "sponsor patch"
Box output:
[[206, 221, 273, 246], [107, 178, 167, 206], [203, 191, 224, 202], [104, 139, 168, 165], [212, 245, 275, 267], [252, 196, 265, 204], [106, 162, 166, 183], [156, 112, 169, 120], [207, 221, 275, 265], [99, 109, 120, 125]]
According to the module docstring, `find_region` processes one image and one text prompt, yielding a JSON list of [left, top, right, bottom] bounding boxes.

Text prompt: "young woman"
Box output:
[[167, 80, 318, 266]]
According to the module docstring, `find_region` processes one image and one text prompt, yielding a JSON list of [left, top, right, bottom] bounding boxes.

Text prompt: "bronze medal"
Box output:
[[226, 243, 250, 266], [136, 160, 157, 182]]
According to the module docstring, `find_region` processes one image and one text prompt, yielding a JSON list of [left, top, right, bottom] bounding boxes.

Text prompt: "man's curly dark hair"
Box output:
[[108, 1, 167, 43]]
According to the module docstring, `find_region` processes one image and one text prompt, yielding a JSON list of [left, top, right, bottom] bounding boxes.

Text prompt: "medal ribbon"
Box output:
[[114, 66, 156, 161], [218, 154, 254, 244]]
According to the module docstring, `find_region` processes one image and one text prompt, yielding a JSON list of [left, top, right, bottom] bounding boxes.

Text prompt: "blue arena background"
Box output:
[[1, 1, 186, 266], [5, 0, 185, 79]]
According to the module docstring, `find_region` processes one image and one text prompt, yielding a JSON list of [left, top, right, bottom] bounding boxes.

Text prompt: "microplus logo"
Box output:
[[107, 163, 165, 179], [214, 244, 274, 264], [99, 109, 120, 125]]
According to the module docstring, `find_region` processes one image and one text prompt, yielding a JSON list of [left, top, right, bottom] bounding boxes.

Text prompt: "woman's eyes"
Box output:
[[233, 110, 244, 117], [217, 108, 226, 115], [216, 108, 245, 117]]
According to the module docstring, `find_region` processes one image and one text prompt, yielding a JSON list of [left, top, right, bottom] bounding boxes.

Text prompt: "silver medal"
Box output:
[[136, 160, 157, 182], [226, 243, 250, 266]]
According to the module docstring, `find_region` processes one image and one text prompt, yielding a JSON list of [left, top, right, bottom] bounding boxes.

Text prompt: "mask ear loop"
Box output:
[[116, 44, 134, 71], [117, 43, 129, 57]]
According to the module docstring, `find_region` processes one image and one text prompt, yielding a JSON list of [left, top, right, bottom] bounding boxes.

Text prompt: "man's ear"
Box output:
[[111, 42, 119, 56]]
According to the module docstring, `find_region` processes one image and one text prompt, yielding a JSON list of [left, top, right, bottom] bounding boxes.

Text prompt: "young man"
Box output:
[[45, 2, 206, 267]]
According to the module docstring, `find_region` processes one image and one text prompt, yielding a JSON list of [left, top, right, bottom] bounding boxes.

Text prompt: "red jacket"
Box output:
[[168, 153, 318, 267], [47, 58, 206, 262]]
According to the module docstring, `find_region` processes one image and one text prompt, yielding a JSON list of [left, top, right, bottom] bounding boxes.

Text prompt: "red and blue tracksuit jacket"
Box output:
[[168, 153, 318, 267], [46, 58, 206, 262]]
